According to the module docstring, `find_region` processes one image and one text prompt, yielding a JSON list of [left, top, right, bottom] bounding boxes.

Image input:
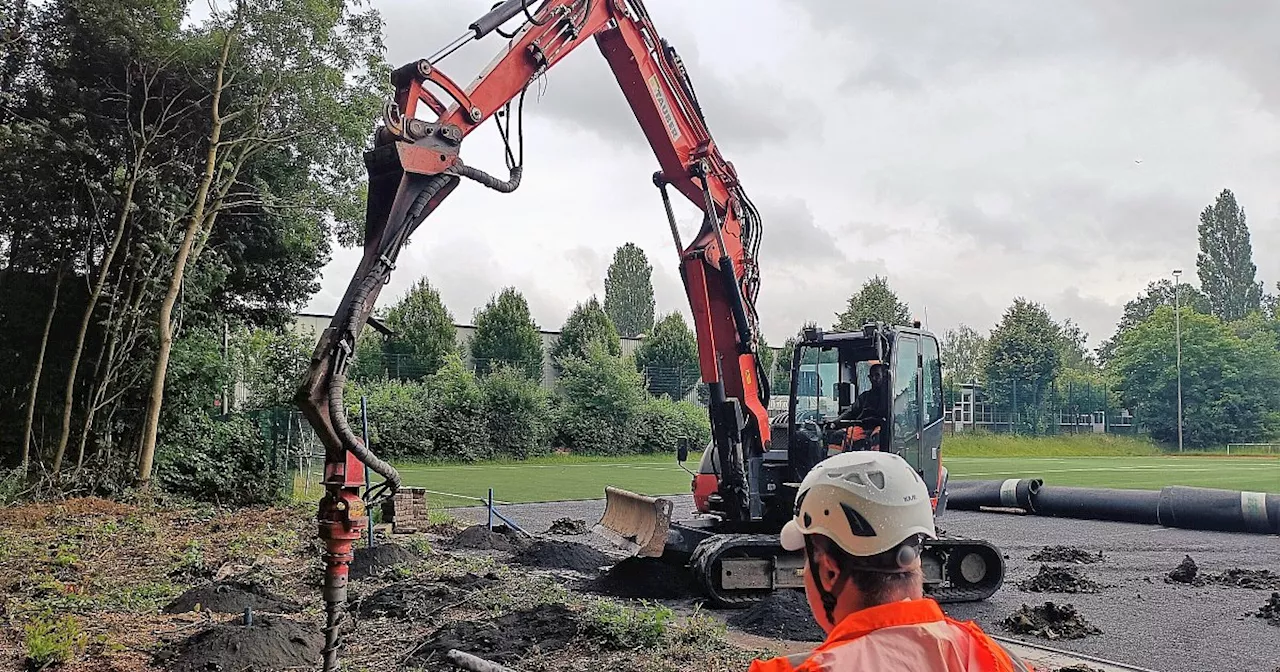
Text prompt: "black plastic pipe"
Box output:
[[1156, 485, 1280, 535], [1033, 486, 1161, 525], [947, 478, 1043, 511]]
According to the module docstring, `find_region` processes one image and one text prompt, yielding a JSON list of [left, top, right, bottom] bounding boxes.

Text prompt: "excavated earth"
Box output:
[[413, 604, 582, 666], [1257, 593, 1280, 627], [449, 524, 532, 552], [349, 542, 420, 580], [1018, 565, 1105, 594], [726, 590, 826, 642], [510, 539, 610, 573], [1002, 602, 1103, 640], [1028, 546, 1105, 564], [354, 571, 502, 621], [163, 580, 302, 614], [155, 615, 323, 672], [583, 557, 699, 600], [1165, 554, 1280, 590], [546, 517, 589, 535]]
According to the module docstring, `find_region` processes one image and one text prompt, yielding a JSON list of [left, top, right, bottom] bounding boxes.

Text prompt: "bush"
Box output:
[[631, 397, 711, 454], [425, 354, 491, 461], [482, 365, 551, 459], [155, 413, 286, 507], [345, 378, 434, 459], [554, 343, 647, 455]]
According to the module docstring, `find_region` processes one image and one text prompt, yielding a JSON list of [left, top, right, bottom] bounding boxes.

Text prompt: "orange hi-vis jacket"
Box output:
[[748, 598, 1034, 672]]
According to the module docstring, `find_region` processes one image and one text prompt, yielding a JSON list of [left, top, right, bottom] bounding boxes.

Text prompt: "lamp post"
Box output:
[[1172, 269, 1184, 453]]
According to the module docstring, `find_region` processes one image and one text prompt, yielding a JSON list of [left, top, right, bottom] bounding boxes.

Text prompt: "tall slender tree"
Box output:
[[470, 287, 544, 379], [1196, 188, 1263, 322], [603, 242, 655, 338]]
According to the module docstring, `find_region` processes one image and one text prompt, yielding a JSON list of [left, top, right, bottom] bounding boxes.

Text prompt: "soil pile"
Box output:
[[584, 557, 699, 599], [546, 517, 589, 535], [1255, 593, 1280, 626], [1053, 666, 1104, 672], [450, 524, 530, 552], [350, 543, 420, 580], [727, 590, 825, 642], [441, 570, 503, 592], [1002, 602, 1102, 640], [1208, 568, 1280, 590], [1028, 546, 1104, 564], [163, 581, 301, 615], [354, 581, 456, 620], [511, 540, 609, 573], [415, 604, 580, 665], [155, 615, 322, 672], [1018, 565, 1103, 594], [1166, 555, 1202, 585]]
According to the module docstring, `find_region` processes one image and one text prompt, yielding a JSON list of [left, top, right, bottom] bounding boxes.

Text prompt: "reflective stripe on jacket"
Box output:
[[748, 597, 1033, 672]]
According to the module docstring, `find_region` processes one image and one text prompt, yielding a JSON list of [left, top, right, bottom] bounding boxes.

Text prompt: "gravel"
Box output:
[[448, 495, 1280, 672]]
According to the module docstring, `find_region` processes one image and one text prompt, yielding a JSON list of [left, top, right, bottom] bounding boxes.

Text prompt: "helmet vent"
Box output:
[[843, 472, 865, 486], [840, 502, 877, 537], [867, 471, 886, 489]]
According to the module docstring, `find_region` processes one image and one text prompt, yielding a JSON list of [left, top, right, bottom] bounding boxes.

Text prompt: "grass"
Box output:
[[369, 435, 1280, 509]]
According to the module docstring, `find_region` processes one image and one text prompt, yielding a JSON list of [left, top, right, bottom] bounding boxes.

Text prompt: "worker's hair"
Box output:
[[805, 534, 921, 618]]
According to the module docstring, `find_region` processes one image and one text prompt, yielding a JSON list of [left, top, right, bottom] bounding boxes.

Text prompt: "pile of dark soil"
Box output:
[[1018, 565, 1104, 594], [1209, 568, 1280, 590], [414, 604, 581, 665], [1028, 546, 1104, 564], [1053, 666, 1104, 672], [450, 524, 531, 552], [350, 542, 420, 580], [727, 590, 825, 642], [546, 517, 589, 535], [1002, 602, 1102, 640], [1166, 555, 1203, 585], [162, 581, 301, 615], [511, 540, 609, 573], [1255, 593, 1280, 626], [354, 581, 456, 620], [154, 615, 322, 672], [440, 570, 503, 592], [584, 557, 699, 600]]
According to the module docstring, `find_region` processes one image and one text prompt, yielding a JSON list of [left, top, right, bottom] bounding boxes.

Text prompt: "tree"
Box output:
[[553, 297, 622, 366], [834, 275, 911, 330], [470, 287, 543, 379], [1196, 188, 1263, 322], [1097, 279, 1209, 364], [941, 324, 986, 384], [634, 313, 699, 400], [384, 278, 457, 378], [1112, 306, 1280, 447], [1056, 318, 1096, 373], [603, 242, 655, 338], [136, 0, 385, 486], [982, 298, 1062, 427]]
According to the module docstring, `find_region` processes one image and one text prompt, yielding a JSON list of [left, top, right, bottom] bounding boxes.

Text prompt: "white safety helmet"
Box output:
[[780, 451, 936, 564]]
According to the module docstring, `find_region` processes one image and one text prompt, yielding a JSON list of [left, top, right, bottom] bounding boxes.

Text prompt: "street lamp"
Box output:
[[1172, 269, 1184, 453]]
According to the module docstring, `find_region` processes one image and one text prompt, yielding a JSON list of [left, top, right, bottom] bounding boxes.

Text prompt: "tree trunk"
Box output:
[[135, 21, 235, 487], [21, 262, 66, 471], [50, 172, 136, 478]]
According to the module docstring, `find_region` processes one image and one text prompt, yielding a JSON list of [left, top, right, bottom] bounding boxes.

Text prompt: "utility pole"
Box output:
[[1173, 269, 1183, 453]]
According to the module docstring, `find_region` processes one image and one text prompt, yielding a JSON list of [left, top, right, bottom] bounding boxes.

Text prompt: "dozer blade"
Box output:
[[594, 486, 674, 558]]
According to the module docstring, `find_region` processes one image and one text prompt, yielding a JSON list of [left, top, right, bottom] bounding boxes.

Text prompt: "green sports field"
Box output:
[[387, 451, 1280, 509]]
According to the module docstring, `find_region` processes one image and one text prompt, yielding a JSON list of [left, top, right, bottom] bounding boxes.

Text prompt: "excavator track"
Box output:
[[688, 531, 1005, 608]]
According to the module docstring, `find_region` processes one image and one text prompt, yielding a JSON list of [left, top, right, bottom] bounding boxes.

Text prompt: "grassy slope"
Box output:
[[364, 434, 1280, 508]]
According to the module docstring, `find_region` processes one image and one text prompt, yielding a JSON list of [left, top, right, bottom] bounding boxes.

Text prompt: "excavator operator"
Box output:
[[826, 363, 888, 456], [748, 451, 1034, 672]]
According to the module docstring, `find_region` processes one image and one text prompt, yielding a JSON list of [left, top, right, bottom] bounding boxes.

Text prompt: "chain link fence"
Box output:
[[942, 378, 1137, 436]]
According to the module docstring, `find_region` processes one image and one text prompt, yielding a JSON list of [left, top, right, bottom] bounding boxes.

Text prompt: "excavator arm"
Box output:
[[296, 1, 771, 668]]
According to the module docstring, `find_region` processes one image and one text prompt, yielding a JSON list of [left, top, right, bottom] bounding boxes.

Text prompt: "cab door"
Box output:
[[889, 333, 923, 473], [919, 335, 945, 498]]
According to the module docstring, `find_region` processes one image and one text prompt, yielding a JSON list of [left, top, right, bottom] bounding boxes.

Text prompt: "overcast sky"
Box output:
[[304, 0, 1280, 349]]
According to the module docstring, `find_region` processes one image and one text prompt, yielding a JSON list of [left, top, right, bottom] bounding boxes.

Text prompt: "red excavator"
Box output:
[[295, 1, 1003, 668]]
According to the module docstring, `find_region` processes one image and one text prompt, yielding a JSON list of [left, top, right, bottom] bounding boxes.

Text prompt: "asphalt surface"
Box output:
[[449, 496, 1280, 672]]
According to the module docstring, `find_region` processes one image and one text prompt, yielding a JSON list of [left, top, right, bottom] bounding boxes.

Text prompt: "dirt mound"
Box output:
[[546, 517, 588, 535], [1002, 602, 1102, 640], [1028, 546, 1104, 564], [1018, 565, 1104, 594], [727, 590, 825, 642], [1256, 593, 1280, 626], [350, 543, 419, 580], [155, 615, 322, 672], [584, 557, 699, 599], [440, 570, 503, 591], [354, 581, 456, 620], [1208, 568, 1280, 590], [163, 581, 301, 615], [1166, 555, 1202, 585], [511, 540, 609, 573], [415, 604, 580, 665], [450, 524, 531, 552]]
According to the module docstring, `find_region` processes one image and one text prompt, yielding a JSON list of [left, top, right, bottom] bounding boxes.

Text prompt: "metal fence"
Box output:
[[942, 378, 1137, 436]]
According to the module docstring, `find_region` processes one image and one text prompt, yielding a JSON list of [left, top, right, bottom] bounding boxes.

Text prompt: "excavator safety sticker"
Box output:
[[648, 74, 681, 141]]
